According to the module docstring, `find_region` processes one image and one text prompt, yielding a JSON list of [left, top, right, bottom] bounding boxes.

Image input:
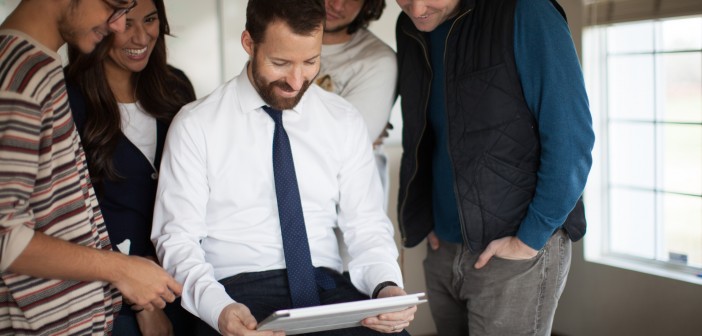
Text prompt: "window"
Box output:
[[583, 15, 702, 282]]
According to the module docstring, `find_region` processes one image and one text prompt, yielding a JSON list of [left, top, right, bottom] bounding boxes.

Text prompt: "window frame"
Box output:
[[583, 15, 702, 285]]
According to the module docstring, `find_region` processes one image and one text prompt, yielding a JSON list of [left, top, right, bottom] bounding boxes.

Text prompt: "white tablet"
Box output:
[[257, 293, 426, 335]]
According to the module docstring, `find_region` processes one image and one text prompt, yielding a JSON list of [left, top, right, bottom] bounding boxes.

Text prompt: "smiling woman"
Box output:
[[105, 0, 159, 79], [63, 0, 198, 335]]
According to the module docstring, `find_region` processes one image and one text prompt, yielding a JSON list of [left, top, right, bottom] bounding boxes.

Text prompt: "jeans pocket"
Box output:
[[491, 247, 545, 263]]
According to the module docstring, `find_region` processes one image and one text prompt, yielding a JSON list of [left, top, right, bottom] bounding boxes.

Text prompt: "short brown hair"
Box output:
[[246, 0, 326, 44]]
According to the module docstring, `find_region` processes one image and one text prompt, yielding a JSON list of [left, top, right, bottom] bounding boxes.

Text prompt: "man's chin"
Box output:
[[78, 44, 97, 54], [68, 38, 98, 55], [268, 98, 300, 111]]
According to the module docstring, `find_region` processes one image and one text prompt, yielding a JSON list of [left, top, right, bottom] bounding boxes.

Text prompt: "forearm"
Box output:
[[7, 231, 126, 283], [155, 233, 233, 330], [339, 115, 403, 294], [10, 227, 181, 311], [151, 113, 229, 327], [514, 0, 594, 250]]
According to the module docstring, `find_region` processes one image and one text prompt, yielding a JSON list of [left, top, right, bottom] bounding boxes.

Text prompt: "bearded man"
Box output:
[[151, 1, 416, 335]]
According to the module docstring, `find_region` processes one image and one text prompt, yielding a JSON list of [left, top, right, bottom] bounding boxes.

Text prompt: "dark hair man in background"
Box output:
[[316, 0, 398, 270], [317, 0, 396, 209]]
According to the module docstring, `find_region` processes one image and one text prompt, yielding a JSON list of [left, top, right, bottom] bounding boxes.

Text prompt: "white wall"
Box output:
[[166, 0, 224, 97], [0, 0, 18, 19]]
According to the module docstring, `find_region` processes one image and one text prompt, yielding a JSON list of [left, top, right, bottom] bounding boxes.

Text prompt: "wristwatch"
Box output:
[[371, 281, 398, 299]]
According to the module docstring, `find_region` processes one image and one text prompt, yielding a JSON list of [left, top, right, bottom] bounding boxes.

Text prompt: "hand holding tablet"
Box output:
[[257, 293, 427, 335]]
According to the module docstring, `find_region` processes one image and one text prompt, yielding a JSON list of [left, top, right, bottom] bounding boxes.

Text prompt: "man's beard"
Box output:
[[252, 58, 314, 111], [58, 14, 78, 48], [57, 2, 89, 54]]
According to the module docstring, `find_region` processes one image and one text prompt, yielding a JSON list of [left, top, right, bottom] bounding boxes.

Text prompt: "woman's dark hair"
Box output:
[[65, 0, 196, 188], [347, 0, 385, 35], [246, 0, 326, 44]]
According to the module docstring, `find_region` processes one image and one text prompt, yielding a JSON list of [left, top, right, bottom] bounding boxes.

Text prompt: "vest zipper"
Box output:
[[398, 27, 433, 246], [397, 7, 473, 246], [443, 8, 473, 250]]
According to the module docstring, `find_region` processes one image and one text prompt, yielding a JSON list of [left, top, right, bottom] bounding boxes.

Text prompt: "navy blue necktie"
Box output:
[[263, 106, 321, 308]]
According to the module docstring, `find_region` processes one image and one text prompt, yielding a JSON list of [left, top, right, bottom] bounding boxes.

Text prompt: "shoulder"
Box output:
[[348, 30, 397, 67], [309, 85, 354, 109], [308, 85, 359, 119], [515, 0, 568, 23], [307, 85, 367, 137], [354, 30, 395, 55], [0, 33, 62, 98], [172, 77, 238, 124], [307, 87, 372, 148]]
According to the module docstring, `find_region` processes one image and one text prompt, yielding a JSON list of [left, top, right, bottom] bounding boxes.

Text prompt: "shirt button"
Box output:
[[150, 172, 158, 180]]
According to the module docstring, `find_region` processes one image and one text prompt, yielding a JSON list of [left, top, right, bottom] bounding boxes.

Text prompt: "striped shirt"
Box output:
[[0, 30, 120, 335]]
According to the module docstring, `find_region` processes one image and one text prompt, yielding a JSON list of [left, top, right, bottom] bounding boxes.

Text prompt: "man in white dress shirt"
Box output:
[[151, 1, 416, 335]]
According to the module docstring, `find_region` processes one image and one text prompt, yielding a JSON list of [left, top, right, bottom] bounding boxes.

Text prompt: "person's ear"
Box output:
[[241, 30, 254, 57]]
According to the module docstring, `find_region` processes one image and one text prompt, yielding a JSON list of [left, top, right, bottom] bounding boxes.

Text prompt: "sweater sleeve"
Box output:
[[0, 96, 40, 271], [513, 0, 595, 250]]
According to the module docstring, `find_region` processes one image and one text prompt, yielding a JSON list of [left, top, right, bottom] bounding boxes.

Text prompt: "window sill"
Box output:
[[585, 254, 702, 286]]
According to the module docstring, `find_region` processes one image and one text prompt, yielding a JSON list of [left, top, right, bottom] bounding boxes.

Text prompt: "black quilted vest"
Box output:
[[396, 0, 586, 252]]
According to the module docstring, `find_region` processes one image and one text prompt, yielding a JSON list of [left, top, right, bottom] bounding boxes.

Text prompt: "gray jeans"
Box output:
[[424, 230, 571, 336]]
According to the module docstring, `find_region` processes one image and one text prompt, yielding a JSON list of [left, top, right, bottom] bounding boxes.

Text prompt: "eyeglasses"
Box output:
[[105, 0, 138, 23]]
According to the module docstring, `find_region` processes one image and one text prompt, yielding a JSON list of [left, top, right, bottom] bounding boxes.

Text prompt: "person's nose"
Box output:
[[328, 0, 344, 11], [407, 1, 427, 17], [132, 24, 148, 45], [287, 66, 305, 91]]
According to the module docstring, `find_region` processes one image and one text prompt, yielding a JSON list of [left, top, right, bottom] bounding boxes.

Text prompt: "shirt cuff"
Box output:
[[0, 224, 35, 271], [199, 285, 236, 333], [516, 207, 560, 251], [350, 262, 404, 296]]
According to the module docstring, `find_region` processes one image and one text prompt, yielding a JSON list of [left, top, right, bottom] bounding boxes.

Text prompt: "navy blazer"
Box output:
[[66, 68, 198, 328], [67, 84, 167, 258], [67, 66, 194, 260]]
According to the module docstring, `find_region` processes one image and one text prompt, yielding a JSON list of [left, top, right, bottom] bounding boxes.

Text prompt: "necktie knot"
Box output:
[[263, 106, 283, 125]]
